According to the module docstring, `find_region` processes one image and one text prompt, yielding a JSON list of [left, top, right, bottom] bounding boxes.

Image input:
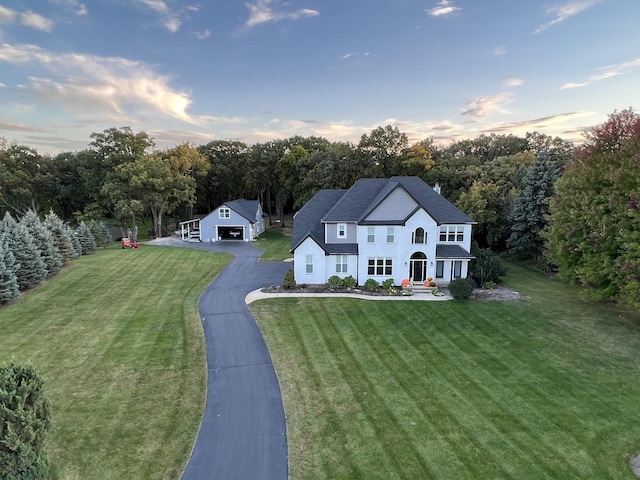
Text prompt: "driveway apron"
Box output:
[[176, 241, 291, 480]]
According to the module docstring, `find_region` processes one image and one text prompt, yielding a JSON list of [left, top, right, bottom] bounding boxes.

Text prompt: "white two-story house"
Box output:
[[291, 176, 476, 286]]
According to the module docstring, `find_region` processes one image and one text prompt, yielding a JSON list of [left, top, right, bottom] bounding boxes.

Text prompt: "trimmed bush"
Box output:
[[448, 277, 476, 300], [381, 278, 395, 291], [282, 269, 296, 290], [363, 278, 380, 291], [343, 275, 357, 289], [328, 275, 343, 289]]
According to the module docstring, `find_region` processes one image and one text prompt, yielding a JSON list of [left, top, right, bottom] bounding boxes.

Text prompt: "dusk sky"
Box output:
[[0, 0, 638, 154]]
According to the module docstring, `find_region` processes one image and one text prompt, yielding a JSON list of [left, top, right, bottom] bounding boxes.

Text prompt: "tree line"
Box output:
[[1, 109, 639, 307]]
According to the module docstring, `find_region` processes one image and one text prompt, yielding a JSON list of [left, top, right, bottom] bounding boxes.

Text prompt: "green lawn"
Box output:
[[254, 227, 292, 262], [0, 246, 229, 479], [252, 263, 640, 479]]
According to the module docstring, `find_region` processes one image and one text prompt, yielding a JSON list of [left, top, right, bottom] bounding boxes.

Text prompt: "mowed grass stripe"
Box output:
[[319, 300, 435, 479], [356, 302, 530, 479], [253, 263, 640, 479], [0, 246, 230, 479]]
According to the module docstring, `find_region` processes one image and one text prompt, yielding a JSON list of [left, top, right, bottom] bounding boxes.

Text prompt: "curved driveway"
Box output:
[[155, 239, 291, 480]]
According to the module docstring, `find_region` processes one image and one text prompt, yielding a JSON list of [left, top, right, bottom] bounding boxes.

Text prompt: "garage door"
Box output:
[[218, 226, 244, 240]]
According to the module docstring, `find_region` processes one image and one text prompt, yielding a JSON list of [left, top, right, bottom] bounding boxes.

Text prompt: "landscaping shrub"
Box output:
[[470, 244, 506, 286], [328, 275, 344, 289], [363, 278, 380, 291], [448, 277, 476, 300], [381, 278, 395, 291], [282, 269, 296, 290], [343, 275, 357, 289]]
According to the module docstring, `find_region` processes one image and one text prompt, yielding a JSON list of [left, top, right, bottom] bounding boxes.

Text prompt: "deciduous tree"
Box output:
[[545, 109, 640, 306]]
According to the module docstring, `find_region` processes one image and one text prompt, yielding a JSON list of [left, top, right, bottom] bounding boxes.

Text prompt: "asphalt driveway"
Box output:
[[150, 239, 290, 480]]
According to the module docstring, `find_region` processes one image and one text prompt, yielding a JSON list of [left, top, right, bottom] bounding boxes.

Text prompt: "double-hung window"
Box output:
[[336, 255, 348, 273], [305, 255, 313, 274], [337, 223, 346, 238], [412, 227, 426, 244], [367, 227, 375, 243], [386, 227, 395, 243]]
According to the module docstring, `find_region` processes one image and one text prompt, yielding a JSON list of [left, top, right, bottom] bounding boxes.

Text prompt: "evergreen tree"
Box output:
[[2, 214, 47, 290], [0, 232, 19, 304], [0, 362, 52, 479], [43, 211, 75, 264], [20, 210, 63, 278], [86, 220, 113, 248], [76, 221, 97, 255], [507, 151, 564, 261], [67, 226, 82, 258]]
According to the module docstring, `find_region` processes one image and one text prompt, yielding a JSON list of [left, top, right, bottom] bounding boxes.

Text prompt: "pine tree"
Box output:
[[43, 211, 75, 264], [0, 362, 52, 479], [68, 226, 82, 258], [0, 232, 19, 304], [86, 220, 113, 248], [20, 210, 63, 279], [3, 217, 47, 290], [507, 151, 564, 261], [76, 221, 97, 255]]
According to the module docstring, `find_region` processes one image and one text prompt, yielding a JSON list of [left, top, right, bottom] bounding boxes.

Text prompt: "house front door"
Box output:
[[410, 260, 427, 282], [409, 252, 428, 282]]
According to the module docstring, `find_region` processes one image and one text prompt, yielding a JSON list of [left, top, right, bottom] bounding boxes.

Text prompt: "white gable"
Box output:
[[363, 187, 417, 222]]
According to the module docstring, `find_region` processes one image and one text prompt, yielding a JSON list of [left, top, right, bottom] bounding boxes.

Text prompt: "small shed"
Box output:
[[180, 199, 265, 242]]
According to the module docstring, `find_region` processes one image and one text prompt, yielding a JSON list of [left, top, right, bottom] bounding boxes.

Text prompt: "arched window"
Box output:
[[412, 227, 426, 244]]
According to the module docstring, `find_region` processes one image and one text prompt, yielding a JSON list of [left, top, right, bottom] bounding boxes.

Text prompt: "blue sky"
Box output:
[[0, 0, 638, 154]]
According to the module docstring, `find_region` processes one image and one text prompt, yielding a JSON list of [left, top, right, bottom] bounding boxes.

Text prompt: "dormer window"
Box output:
[[412, 227, 426, 244], [219, 207, 230, 219], [337, 223, 346, 238]]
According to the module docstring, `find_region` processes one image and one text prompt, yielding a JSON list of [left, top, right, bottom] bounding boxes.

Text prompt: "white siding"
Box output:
[[293, 237, 326, 284]]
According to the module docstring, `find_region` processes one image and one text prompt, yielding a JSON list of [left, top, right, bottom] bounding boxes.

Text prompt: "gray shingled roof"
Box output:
[[291, 189, 348, 253], [292, 177, 475, 255], [436, 244, 476, 259], [225, 199, 260, 223]]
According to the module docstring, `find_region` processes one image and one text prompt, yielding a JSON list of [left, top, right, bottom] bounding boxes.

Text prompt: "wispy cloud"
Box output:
[[426, 0, 461, 18], [561, 57, 640, 89], [534, 0, 601, 34], [502, 76, 523, 88], [492, 46, 506, 56], [0, 43, 210, 125], [244, 0, 319, 29], [486, 111, 592, 134], [0, 7, 54, 31], [50, 0, 88, 16], [20, 11, 54, 32], [194, 29, 210, 40], [0, 5, 17, 24], [133, 0, 182, 32], [461, 93, 514, 121]]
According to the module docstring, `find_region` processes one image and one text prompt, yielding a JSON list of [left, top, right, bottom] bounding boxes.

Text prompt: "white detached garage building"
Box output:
[[179, 199, 266, 242]]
